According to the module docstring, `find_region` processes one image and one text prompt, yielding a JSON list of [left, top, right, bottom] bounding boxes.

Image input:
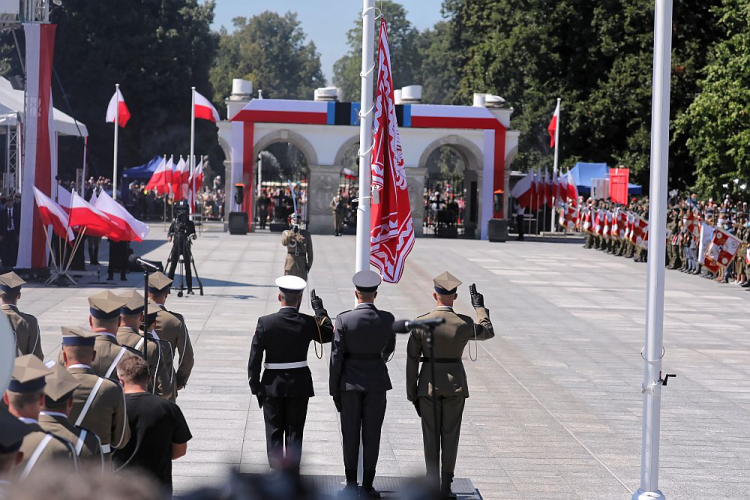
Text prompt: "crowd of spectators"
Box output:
[[423, 183, 465, 232]]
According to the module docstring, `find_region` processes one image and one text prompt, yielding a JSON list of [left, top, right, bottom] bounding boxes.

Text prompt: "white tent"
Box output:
[[0, 76, 88, 137]]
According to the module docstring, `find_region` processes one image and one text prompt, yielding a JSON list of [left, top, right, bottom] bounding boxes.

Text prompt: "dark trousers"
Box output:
[[1, 233, 18, 267], [516, 214, 524, 240], [340, 391, 386, 473], [87, 236, 100, 264], [168, 242, 192, 290], [419, 396, 465, 476], [262, 396, 309, 470]]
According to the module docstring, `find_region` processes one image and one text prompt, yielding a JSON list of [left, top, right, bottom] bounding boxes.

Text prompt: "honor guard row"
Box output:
[[247, 270, 494, 499], [1, 272, 43, 359]]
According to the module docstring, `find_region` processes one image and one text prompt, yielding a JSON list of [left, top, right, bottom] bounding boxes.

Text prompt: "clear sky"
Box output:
[[210, 0, 445, 84]]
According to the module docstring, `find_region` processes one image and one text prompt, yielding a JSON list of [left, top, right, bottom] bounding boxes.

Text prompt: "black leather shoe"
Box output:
[[359, 486, 381, 498]]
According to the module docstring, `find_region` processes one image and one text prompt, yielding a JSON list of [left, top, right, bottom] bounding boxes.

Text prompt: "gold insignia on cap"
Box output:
[[433, 271, 462, 293], [148, 272, 173, 292], [44, 364, 81, 402], [119, 290, 144, 312], [12, 354, 52, 384], [88, 290, 127, 314], [0, 271, 25, 291]]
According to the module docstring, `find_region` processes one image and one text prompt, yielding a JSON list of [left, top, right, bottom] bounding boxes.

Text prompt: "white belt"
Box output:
[[101, 444, 111, 454], [264, 361, 308, 370]]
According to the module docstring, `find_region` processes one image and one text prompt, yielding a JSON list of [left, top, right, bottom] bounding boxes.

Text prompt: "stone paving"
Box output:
[[20, 225, 750, 499]]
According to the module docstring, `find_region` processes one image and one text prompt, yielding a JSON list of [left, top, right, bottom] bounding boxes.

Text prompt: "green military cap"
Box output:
[[44, 363, 80, 403], [0, 271, 25, 295], [0, 410, 32, 453], [88, 290, 127, 320], [148, 272, 173, 294], [8, 354, 52, 393], [61, 326, 97, 347], [119, 290, 145, 316], [433, 271, 462, 295], [352, 270, 381, 293]]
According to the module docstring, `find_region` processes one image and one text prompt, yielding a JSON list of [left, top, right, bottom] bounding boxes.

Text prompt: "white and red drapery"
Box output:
[[18, 23, 57, 269]]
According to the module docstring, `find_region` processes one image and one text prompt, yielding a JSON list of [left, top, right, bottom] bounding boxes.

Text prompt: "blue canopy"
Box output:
[[569, 162, 642, 195], [122, 156, 162, 180]]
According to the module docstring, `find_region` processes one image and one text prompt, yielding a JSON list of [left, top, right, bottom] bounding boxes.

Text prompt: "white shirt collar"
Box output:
[[67, 364, 91, 370], [39, 411, 68, 419], [18, 417, 38, 425]]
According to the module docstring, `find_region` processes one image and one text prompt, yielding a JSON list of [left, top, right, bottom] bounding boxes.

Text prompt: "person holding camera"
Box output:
[[167, 200, 197, 294], [281, 213, 313, 281]]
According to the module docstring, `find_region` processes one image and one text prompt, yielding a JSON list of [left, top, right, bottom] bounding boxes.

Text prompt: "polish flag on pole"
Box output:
[[510, 170, 534, 209], [33, 187, 74, 241], [145, 156, 171, 195], [172, 157, 189, 201], [106, 87, 130, 128], [94, 190, 149, 242], [369, 18, 414, 283], [189, 157, 204, 209], [56, 185, 73, 213], [548, 100, 560, 148], [566, 170, 578, 206], [68, 191, 124, 240], [194, 91, 220, 122]]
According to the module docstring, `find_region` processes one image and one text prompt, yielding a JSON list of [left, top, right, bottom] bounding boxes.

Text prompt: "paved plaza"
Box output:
[[21, 225, 750, 499]]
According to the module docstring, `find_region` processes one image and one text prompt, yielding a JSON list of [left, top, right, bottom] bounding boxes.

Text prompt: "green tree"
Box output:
[[333, 1, 423, 101], [36, 0, 219, 179], [677, 0, 750, 197], [210, 12, 325, 108]]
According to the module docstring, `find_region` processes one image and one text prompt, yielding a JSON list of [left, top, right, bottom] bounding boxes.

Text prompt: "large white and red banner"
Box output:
[[94, 190, 149, 242], [33, 187, 74, 242], [18, 23, 57, 269], [369, 18, 414, 283], [707, 227, 741, 267]]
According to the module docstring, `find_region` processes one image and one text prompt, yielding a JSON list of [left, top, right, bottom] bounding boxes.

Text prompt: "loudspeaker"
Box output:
[[228, 211, 249, 235]]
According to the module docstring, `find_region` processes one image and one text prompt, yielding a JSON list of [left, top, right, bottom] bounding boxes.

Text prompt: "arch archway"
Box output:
[[419, 136, 484, 238]]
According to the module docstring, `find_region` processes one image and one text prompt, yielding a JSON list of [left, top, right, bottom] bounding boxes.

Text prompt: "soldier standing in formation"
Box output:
[[406, 272, 494, 498], [281, 213, 314, 280], [59, 327, 131, 459], [38, 364, 105, 469], [147, 272, 195, 400], [0, 272, 42, 359], [330, 189, 349, 236], [2, 355, 77, 479], [247, 276, 334, 472], [330, 270, 396, 498]]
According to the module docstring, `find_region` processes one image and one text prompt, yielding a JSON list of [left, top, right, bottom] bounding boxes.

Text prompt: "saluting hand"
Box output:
[[469, 283, 484, 309], [310, 289, 325, 314]]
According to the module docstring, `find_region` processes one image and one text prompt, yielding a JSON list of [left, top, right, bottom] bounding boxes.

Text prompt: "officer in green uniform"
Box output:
[[0, 410, 31, 494], [0, 272, 42, 359], [281, 214, 313, 281], [406, 272, 494, 498]]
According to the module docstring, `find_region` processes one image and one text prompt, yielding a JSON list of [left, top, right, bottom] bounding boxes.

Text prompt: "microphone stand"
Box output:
[[141, 269, 149, 366]]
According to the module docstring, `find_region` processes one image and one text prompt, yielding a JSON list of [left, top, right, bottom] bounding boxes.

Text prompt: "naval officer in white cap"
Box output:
[[247, 275, 334, 473]]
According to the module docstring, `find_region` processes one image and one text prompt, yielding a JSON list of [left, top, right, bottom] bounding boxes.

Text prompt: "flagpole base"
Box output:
[[632, 489, 665, 500]]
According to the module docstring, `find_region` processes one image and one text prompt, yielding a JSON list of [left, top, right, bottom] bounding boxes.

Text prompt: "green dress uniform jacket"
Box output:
[[38, 411, 104, 469], [1, 304, 43, 359], [66, 365, 131, 455], [281, 229, 313, 280], [58, 332, 137, 382], [116, 326, 172, 398], [16, 420, 77, 480], [152, 304, 194, 397], [406, 305, 494, 400]]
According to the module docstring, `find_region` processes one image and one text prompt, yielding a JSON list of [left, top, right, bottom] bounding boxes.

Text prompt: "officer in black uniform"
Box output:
[[247, 276, 334, 472], [330, 270, 396, 498]]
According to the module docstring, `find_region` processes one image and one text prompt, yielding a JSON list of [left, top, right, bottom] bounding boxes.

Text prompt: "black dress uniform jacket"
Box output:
[[329, 303, 396, 396], [248, 307, 334, 398]]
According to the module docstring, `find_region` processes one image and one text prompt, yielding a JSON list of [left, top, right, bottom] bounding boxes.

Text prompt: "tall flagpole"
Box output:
[[112, 83, 119, 201], [355, 0, 375, 273], [633, 1, 673, 499], [190, 87, 196, 215], [550, 98, 560, 232]]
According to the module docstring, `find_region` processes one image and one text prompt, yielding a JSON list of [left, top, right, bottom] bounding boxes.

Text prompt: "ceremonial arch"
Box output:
[[217, 82, 520, 239]]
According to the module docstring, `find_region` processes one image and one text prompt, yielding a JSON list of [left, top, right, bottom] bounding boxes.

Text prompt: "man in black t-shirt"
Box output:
[[113, 355, 192, 495]]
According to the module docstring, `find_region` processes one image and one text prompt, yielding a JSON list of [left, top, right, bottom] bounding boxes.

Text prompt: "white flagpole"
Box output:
[[634, 1, 673, 499], [355, 0, 375, 273], [550, 98, 560, 232], [112, 84, 119, 201], [190, 87, 196, 215]]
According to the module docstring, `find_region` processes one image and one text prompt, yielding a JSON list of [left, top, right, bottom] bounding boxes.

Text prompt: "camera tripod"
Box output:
[[166, 237, 204, 297]]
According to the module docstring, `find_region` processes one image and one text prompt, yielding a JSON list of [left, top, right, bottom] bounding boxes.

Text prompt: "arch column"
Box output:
[[307, 165, 340, 234], [406, 167, 427, 238]]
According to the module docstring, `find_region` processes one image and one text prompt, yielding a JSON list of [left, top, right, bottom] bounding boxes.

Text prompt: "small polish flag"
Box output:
[[194, 90, 220, 123], [95, 190, 149, 242], [33, 187, 75, 241], [146, 156, 171, 196], [548, 101, 560, 148], [106, 88, 131, 128], [69, 191, 124, 240]]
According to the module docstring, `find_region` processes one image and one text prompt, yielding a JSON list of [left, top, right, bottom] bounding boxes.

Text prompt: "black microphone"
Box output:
[[128, 254, 160, 272], [392, 317, 446, 333]]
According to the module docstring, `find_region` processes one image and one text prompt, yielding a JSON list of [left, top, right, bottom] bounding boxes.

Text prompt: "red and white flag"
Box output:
[[707, 227, 741, 267], [106, 88, 131, 128], [369, 18, 414, 283], [56, 185, 72, 213], [566, 170, 578, 206], [68, 191, 123, 240], [582, 207, 593, 233], [698, 223, 720, 273], [172, 157, 189, 201], [189, 157, 204, 208], [548, 101, 560, 148], [342, 168, 357, 180], [33, 187, 74, 242], [560, 204, 578, 230], [510, 170, 534, 209], [94, 190, 149, 242], [684, 210, 700, 238], [194, 91, 220, 123], [557, 171, 568, 205], [145, 156, 171, 195], [630, 214, 649, 249]]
